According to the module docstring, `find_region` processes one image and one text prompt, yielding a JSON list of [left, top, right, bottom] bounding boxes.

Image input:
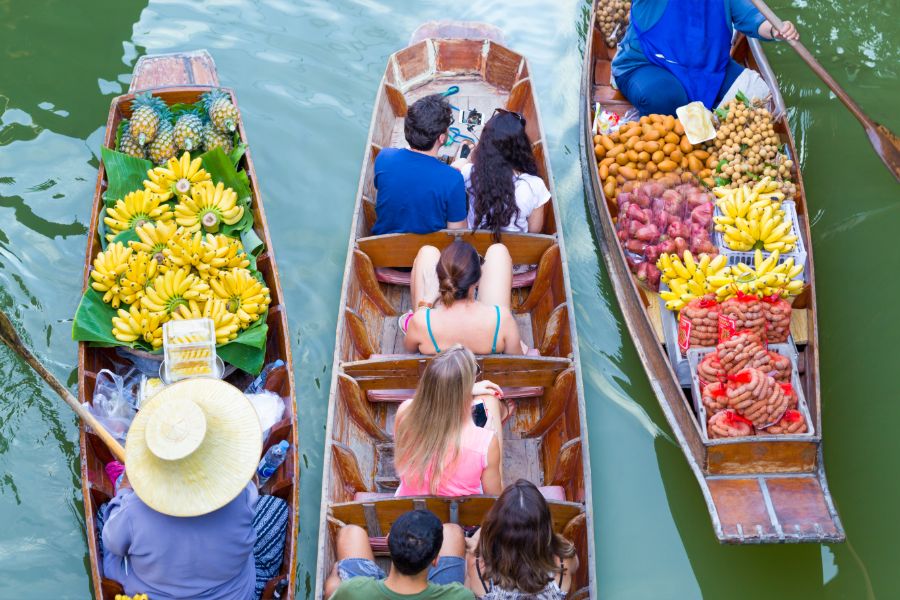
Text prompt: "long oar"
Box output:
[[749, 0, 899, 182], [0, 310, 126, 462]]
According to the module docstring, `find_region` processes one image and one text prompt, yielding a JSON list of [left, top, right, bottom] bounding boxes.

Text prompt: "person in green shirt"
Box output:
[[325, 509, 474, 599]]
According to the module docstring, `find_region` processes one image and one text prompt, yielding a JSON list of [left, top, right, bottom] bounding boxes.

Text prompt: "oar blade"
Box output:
[[870, 123, 900, 183]]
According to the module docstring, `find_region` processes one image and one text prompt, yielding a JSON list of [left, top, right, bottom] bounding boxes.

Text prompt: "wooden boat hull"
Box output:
[[580, 4, 843, 543], [316, 24, 597, 598], [77, 50, 299, 598]]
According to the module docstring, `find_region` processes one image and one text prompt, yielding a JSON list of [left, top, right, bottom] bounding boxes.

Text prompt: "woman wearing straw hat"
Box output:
[[97, 379, 289, 600]]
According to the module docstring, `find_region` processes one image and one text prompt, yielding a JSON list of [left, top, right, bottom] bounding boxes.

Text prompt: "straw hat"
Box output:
[[125, 378, 262, 517]]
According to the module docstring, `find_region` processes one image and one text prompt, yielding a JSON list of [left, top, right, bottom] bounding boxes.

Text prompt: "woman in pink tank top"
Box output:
[[394, 345, 505, 497]]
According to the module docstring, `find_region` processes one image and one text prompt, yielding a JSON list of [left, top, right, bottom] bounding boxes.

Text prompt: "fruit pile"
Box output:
[[595, 115, 713, 201], [118, 89, 239, 164], [703, 95, 796, 199], [596, 0, 630, 47], [657, 252, 728, 311], [697, 330, 792, 385], [713, 178, 798, 253]]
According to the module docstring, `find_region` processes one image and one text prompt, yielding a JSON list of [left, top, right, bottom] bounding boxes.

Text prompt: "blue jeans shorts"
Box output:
[[336, 556, 466, 585]]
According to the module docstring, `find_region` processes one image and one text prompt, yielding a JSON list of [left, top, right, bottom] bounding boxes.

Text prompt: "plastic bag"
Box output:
[[718, 293, 767, 341], [678, 295, 720, 354], [83, 368, 140, 443], [247, 390, 285, 442], [716, 329, 767, 375], [761, 295, 792, 343], [724, 368, 789, 429], [707, 410, 754, 439]]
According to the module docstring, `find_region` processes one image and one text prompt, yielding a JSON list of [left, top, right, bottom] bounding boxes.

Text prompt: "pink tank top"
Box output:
[[395, 420, 494, 497]]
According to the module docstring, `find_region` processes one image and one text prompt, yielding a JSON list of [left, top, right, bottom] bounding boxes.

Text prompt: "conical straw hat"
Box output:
[[125, 378, 262, 517]]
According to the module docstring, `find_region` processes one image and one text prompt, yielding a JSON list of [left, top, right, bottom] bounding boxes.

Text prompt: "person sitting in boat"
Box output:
[[402, 240, 526, 355], [324, 509, 474, 599], [466, 479, 579, 600], [97, 380, 288, 600], [371, 94, 468, 235], [452, 109, 551, 238], [611, 0, 800, 115], [394, 345, 506, 497]]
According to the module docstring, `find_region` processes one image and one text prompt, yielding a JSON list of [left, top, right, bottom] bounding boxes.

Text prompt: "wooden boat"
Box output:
[[315, 22, 597, 598], [77, 51, 299, 598], [581, 3, 844, 543]]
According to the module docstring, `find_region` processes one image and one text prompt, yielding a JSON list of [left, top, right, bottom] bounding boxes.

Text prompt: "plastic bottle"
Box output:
[[244, 359, 285, 394], [256, 440, 289, 486]]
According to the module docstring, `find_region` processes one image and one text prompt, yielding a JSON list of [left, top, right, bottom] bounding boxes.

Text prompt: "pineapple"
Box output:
[[173, 111, 204, 152], [201, 88, 238, 133], [148, 121, 178, 165], [130, 92, 170, 146], [202, 122, 234, 154], [118, 120, 146, 159]]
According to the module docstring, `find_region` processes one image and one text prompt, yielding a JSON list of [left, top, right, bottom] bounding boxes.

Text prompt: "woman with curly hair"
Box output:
[[455, 109, 551, 240]]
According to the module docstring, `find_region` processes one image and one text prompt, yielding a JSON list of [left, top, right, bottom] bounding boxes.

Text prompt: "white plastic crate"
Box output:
[[687, 343, 814, 440], [713, 200, 807, 281]]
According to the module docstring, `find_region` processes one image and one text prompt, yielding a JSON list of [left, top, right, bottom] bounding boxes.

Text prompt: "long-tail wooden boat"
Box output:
[[77, 51, 299, 598], [581, 3, 843, 543], [316, 22, 597, 598]]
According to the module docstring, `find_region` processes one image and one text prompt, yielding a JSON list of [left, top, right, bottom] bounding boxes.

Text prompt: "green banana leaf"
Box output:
[[169, 101, 207, 122], [101, 147, 152, 206], [229, 142, 247, 166], [240, 227, 265, 261], [217, 313, 268, 375], [72, 288, 144, 349], [199, 146, 253, 237], [111, 228, 141, 246], [115, 120, 128, 150]]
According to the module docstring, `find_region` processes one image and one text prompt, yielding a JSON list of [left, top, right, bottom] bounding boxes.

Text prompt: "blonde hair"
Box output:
[[395, 345, 476, 494]]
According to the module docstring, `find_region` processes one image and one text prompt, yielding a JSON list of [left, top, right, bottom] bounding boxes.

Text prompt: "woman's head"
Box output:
[[436, 241, 481, 307], [477, 479, 576, 593], [471, 110, 539, 241], [395, 345, 477, 494]]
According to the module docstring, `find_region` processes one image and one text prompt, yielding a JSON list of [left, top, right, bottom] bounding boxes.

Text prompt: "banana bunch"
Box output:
[[201, 233, 250, 278], [143, 151, 211, 202], [117, 251, 159, 306], [712, 249, 805, 301], [112, 304, 164, 349], [174, 181, 244, 233], [141, 268, 210, 318], [209, 268, 271, 326], [657, 251, 730, 312], [104, 189, 174, 242], [165, 230, 251, 279], [712, 178, 798, 253], [173, 298, 240, 344], [90, 243, 134, 308]]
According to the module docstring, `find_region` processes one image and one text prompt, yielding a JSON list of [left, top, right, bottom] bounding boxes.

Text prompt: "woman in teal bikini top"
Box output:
[[404, 240, 525, 356]]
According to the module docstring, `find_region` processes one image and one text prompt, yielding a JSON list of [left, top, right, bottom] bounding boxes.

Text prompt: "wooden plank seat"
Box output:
[[375, 266, 538, 288], [353, 485, 567, 503], [357, 231, 555, 268]]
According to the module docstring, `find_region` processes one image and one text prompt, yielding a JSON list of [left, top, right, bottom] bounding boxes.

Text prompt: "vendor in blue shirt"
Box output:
[[611, 0, 800, 116], [371, 94, 468, 235]]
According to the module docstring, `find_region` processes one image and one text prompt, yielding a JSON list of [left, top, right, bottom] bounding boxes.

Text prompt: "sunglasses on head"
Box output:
[[493, 107, 526, 127]]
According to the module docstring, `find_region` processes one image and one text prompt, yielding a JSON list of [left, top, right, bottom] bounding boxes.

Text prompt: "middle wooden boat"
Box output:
[[315, 22, 597, 598]]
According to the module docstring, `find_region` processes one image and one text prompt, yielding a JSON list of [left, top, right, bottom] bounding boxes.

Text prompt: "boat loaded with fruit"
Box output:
[[72, 51, 299, 598], [581, 1, 843, 543]]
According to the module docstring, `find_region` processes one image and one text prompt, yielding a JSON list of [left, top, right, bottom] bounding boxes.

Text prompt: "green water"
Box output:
[[0, 0, 897, 598]]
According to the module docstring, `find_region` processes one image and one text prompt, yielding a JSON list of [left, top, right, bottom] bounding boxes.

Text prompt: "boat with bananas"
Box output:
[[580, 2, 843, 543], [76, 51, 299, 598], [315, 22, 596, 597]]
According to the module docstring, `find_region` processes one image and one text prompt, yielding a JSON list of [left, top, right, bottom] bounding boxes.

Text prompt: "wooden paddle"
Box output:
[[0, 309, 126, 462], [749, 0, 899, 182]]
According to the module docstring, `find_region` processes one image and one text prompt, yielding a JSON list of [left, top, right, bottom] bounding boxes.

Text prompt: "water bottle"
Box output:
[[257, 440, 289, 486], [244, 360, 285, 395]]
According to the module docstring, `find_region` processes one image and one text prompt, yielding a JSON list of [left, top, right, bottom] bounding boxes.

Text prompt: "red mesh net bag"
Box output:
[[716, 330, 767, 375], [780, 382, 798, 410], [701, 381, 728, 413], [725, 368, 789, 429], [678, 295, 720, 353], [768, 351, 792, 383], [762, 294, 792, 343], [707, 409, 755, 439], [766, 408, 807, 435], [697, 351, 725, 385], [718, 292, 766, 341]]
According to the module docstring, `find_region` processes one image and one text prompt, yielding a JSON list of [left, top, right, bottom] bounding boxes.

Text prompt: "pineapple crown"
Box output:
[[131, 92, 172, 122], [200, 88, 230, 111]]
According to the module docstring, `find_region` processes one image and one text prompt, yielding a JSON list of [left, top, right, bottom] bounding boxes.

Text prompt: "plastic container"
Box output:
[[160, 318, 222, 383], [713, 200, 807, 281], [257, 440, 289, 486]]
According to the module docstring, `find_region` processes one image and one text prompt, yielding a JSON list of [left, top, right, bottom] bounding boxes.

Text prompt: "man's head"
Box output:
[[387, 510, 443, 575], [404, 94, 453, 151]]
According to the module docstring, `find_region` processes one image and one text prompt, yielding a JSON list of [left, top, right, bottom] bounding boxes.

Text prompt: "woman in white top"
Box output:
[[454, 109, 552, 240]]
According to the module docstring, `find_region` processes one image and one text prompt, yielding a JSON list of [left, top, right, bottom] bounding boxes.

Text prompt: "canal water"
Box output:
[[0, 0, 896, 597]]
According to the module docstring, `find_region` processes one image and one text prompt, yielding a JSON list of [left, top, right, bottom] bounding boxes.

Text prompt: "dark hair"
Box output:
[[436, 241, 481, 307], [405, 94, 453, 151], [388, 510, 444, 575], [476, 479, 576, 593], [470, 111, 539, 241]]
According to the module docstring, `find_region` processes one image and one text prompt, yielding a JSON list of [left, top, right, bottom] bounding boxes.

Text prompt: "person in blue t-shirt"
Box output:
[[371, 94, 468, 235]]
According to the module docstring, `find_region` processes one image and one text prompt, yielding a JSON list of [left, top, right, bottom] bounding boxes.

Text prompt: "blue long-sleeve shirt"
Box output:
[[611, 0, 767, 81]]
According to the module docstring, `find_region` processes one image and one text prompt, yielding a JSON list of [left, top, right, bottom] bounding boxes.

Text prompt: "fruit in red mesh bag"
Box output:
[[697, 351, 725, 385], [701, 381, 729, 413], [717, 330, 767, 375], [679, 295, 719, 350], [780, 382, 798, 410], [761, 295, 792, 343], [719, 293, 767, 340], [766, 409, 807, 435], [725, 368, 790, 429], [708, 410, 754, 438], [768, 351, 792, 382]]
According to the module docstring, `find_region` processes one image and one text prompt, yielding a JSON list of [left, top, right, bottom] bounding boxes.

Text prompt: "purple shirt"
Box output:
[[102, 483, 258, 599]]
